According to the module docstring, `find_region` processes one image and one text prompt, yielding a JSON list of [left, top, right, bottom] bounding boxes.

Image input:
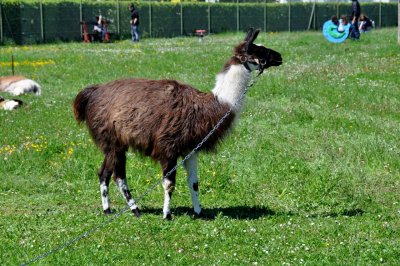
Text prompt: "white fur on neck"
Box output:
[[212, 64, 251, 112]]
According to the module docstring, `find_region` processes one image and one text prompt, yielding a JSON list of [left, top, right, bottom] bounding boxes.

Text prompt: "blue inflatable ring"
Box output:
[[322, 20, 351, 43]]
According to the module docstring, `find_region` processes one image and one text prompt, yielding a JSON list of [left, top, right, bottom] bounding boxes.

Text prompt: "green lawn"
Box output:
[[1, 29, 399, 265]]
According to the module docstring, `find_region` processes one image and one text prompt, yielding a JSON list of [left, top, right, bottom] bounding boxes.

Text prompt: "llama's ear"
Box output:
[[244, 28, 261, 54], [250, 29, 260, 44], [244, 28, 254, 42], [244, 28, 260, 43]]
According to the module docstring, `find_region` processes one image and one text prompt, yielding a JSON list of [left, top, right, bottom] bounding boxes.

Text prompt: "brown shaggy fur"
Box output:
[[74, 79, 235, 162]]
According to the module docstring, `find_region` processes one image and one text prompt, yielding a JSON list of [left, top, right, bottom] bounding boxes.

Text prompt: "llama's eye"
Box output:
[[260, 59, 267, 65]]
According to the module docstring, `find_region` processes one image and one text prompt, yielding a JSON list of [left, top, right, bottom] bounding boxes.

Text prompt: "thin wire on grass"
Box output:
[[21, 76, 259, 266]]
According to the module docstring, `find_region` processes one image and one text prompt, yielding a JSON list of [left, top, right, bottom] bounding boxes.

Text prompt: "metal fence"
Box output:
[[0, 1, 397, 44]]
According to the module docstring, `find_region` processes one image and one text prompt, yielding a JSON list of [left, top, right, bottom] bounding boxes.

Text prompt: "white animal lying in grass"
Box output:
[[0, 96, 24, 110], [0, 75, 41, 96]]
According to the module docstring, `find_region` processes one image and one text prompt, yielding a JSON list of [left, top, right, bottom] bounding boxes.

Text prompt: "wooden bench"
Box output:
[[80, 20, 111, 43]]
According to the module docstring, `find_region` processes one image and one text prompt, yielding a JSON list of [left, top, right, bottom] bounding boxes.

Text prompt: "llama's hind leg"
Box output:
[[113, 151, 140, 217], [161, 158, 178, 220], [98, 154, 114, 214], [184, 153, 201, 216]]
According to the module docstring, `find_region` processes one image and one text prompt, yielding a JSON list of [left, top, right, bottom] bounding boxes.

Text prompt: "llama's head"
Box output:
[[234, 28, 282, 75]]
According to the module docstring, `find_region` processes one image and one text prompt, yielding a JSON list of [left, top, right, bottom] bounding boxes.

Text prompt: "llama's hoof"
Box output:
[[163, 213, 172, 220], [132, 208, 141, 217], [103, 208, 112, 215]]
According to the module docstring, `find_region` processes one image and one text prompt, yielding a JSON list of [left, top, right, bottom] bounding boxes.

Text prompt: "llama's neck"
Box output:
[[211, 64, 251, 113]]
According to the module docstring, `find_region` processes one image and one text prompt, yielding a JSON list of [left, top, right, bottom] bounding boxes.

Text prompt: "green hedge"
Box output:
[[0, 1, 397, 44], [183, 5, 208, 36]]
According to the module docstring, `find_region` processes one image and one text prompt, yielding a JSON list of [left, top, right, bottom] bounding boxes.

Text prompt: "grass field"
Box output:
[[1, 28, 399, 265]]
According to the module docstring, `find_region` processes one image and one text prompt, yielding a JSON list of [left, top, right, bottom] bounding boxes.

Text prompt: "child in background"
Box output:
[[359, 14, 373, 32], [93, 15, 105, 41], [338, 15, 348, 33], [331, 16, 339, 26]]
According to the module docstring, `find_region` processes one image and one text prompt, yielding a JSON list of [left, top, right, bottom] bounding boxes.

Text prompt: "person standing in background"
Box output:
[[129, 3, 140, 42], [350, 0, 361, 40], [93, 15, 105, 42]]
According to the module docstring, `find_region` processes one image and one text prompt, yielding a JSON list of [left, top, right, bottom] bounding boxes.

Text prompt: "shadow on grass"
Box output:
[[309, 208, 365, 218], [140, 205, 277, 220], [138, 206, 365, 220]]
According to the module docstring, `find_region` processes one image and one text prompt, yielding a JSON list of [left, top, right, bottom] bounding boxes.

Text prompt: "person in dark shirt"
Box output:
[[129, 3, 139, 42], [359, 14, 373, 32], [350, 0, 361, 40]]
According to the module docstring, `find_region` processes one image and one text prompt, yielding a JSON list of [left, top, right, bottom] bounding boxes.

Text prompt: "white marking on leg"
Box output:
[[184, 153, 201, 215], [162, 178, 174, 218], [116, 178, 138, 210], [100, 182, 110, 211], [127, 199, 138, 211]]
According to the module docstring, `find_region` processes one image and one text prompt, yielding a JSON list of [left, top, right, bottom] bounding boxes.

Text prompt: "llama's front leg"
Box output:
[[161, 158, 177, 220], [98, 155, 113, 214], [114, 152, 140, 217], [184, 153, 201, 216]]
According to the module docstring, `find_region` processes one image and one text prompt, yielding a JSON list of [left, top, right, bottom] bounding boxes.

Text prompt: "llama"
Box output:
[[0, 96, 23, 110], [73, 28, 282, 219], [0, 75, 41, 96]]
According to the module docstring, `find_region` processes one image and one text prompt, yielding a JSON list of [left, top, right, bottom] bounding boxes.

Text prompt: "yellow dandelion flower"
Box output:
[[0, 59, 55, 68]]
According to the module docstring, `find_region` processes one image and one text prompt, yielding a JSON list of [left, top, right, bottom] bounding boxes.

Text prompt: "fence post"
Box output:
[[0, 3, 3, 43], [398, 0, 399, 43], [180, 2, 183, 36], [307, 0, 315, 31], [40, 0, 44, 42], [116, 0, 120, 37], [208, 4, 211, 34], [313, 0, 316, 30], [264, 0, 266, 32], [288, 0, 291, 32], [336, 0, 339, 17], [237, 0, 239, 32], [149, 3, 152, 38], [80, 1, 83, 38], [379, 0, 382, 28]]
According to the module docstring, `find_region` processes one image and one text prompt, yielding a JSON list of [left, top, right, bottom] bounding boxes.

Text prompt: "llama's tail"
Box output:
[[73, 85, 98, 123]]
